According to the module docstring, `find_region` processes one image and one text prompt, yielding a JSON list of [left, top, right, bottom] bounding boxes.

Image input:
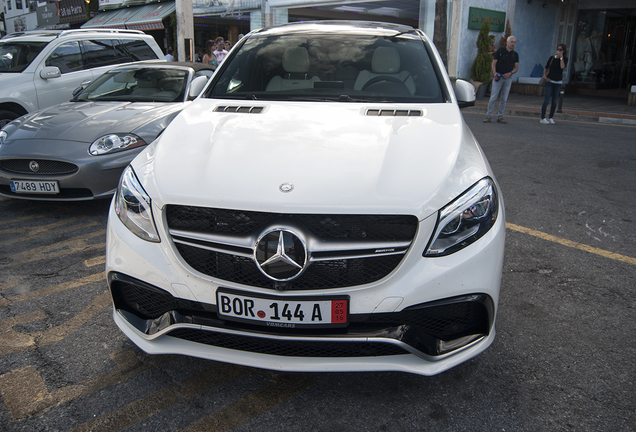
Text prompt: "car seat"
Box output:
[[132, 75, 159, 97], [266, 47, 321, 91], [353, 47, 415, 95]]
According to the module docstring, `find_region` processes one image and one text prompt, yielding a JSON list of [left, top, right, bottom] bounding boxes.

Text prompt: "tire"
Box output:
[[0, 110, 22, 128]]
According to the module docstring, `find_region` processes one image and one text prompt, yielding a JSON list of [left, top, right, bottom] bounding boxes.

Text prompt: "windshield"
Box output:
[[75, 67, 188, 103], [0, 42, 48, 73], [206, 32, 445, 103]]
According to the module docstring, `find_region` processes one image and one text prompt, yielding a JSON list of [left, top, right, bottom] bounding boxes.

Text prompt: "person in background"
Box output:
[[202, 40, 218, 68], [540, 43, 568, 125], [164, 47, 174, 62], [484, 36, 519, 124], [213, 37, 228, 64], [224, 41, 231, 52]]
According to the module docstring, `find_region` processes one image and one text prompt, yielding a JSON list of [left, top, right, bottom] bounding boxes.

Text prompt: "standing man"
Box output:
[[484, 36, 519, 124], [165, 47, 174, 62]]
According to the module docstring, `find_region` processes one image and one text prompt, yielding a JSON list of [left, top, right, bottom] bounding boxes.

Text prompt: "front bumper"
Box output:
[[0, 143, 145, 201], [105, 197, 506, 376]]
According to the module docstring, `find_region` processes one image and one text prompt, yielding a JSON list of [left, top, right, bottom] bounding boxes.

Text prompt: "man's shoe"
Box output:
[[540, 118, 550, 124], [548, 118, 556, 124], [483, 117, 491, 123], [496, 118, 507, 124]]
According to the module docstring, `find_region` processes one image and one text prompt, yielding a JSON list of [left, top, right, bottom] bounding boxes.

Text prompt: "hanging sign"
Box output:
[[468, 7, 506, 33]]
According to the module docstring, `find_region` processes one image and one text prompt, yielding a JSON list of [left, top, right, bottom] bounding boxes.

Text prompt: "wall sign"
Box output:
[[468, 7, 506, 33]]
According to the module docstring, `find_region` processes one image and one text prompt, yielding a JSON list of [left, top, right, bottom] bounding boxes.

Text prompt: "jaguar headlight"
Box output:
[[0, 130, 7, 146], [425, 177, 499, 257], [90, 134, 146, 155], [115, 166, 160, 242]]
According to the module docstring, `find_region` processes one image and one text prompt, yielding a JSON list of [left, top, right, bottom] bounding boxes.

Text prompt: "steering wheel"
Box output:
[[361, 75, 408, 91]]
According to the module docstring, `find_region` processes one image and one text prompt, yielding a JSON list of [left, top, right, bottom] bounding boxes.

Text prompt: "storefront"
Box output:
[[82, 0, 176, 53], [571, 1, 636, 94]]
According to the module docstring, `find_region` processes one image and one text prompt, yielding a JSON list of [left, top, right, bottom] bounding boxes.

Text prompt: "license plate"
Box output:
[[216, 289, 349, 328], [10, 180, 59, 194]]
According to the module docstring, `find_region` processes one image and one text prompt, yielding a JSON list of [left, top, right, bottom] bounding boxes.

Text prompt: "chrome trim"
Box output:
[[168, 227, 412, 262], [117, 309, 486, 362]]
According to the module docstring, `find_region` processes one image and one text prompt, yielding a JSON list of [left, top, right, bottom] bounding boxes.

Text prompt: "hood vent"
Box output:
[[366, 109, 422, 117], [214, 106, 264, 114]]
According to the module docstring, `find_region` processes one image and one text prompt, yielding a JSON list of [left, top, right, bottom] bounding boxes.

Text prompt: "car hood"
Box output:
[[134, 99, 492, 220], [6, 101, 185, 143]]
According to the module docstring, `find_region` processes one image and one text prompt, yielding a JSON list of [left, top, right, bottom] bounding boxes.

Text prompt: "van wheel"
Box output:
[[0, 110, 21, 128]]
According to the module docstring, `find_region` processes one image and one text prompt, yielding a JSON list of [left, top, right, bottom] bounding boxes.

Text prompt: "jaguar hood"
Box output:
[[4, 101, 185, 143]]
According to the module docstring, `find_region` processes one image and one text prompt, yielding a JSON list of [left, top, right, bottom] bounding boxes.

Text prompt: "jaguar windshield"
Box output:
[[206, 32, 446, 103], [75, 68, 188, 103]]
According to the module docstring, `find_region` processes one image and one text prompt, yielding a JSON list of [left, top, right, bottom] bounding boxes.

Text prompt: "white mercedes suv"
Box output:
[[106, 21, 505, 376], [0, 29, 164, 127]]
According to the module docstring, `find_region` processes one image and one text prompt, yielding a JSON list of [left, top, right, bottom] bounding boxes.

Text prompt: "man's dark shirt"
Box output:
[[493, 46, 519, 74]]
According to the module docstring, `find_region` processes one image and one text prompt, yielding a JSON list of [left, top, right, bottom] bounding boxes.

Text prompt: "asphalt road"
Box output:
[[0, 112, 634, 431]]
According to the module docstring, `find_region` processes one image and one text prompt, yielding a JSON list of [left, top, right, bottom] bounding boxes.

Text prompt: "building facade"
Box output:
[[3, 0, 635, 94]]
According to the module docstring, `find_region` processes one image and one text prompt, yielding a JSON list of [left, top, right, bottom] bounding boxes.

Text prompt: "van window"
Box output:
[[82, 39, 126, 69], [121, 39, 159, 61], [45, 41, 83, 73]]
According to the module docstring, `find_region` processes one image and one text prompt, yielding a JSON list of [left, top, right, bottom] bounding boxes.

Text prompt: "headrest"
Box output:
[[372, 47, 400, 74], [282, 47, 310, 73], [136, 76, 157, 88]]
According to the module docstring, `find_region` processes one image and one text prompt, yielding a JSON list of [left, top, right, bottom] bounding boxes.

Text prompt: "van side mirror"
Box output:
[[39, 66, 61, 80], [188, 75, 209, 100], [454, 79, 476, 108]]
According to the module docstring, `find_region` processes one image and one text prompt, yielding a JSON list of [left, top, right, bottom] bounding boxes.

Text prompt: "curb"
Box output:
[[466, 102, 636, 125]]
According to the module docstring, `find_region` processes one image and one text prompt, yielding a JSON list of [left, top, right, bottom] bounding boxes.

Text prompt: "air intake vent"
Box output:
[[366, 109, 422, 117], [214, 106, 264, 114]]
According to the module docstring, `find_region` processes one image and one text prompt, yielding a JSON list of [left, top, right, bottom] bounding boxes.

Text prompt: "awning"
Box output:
[[100, 7, 140, 29], [81, 8, 123, 28], [125, 2, 176, 31]]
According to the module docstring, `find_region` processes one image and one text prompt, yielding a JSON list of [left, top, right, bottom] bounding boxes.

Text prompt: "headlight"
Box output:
[[89, 134, 146, 155], [424, 177, 499, 257], [0, 130, 7, 146], [115, 166, 160, 242]]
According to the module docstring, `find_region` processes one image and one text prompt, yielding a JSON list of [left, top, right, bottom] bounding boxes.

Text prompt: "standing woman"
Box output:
[[202, 40, 218, 69], [540, 43, 568, 124]]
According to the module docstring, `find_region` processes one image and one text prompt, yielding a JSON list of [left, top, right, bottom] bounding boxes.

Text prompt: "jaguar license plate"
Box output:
[[216, 289, 349, 328], [10, 180, 59, 194]]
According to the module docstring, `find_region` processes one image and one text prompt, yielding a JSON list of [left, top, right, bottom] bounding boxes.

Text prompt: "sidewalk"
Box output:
[[464, 92, 636, 125]]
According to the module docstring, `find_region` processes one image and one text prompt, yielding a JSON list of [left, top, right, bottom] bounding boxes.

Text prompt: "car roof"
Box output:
[[0, 29, 149, 43]]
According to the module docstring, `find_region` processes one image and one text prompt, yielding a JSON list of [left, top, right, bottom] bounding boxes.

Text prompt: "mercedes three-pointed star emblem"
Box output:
[[255, 229, 307, 281]]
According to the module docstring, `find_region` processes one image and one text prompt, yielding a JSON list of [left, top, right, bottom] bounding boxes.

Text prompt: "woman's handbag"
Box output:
[[539, 57, 555, 85]]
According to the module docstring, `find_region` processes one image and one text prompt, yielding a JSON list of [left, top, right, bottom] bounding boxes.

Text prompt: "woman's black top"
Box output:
[[545, 56, 568, 81]]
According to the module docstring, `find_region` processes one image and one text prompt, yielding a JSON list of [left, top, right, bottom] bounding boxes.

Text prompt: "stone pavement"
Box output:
[[464, 92, 636, 125]]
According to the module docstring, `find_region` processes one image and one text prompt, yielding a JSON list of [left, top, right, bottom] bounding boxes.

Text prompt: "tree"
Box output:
[[499, 19, 512, 47], [433, 0, 448, 67], [471, 19, 492, 84]]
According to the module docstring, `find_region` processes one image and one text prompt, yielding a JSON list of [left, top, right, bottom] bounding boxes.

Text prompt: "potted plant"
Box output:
[[471, 19, 492, 98]]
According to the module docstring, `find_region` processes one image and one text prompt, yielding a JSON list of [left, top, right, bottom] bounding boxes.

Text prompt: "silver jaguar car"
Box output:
[[0, 62, 215, 200]]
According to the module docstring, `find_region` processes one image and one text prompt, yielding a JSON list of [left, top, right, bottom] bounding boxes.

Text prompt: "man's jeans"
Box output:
[[486, 76, 513, 119]]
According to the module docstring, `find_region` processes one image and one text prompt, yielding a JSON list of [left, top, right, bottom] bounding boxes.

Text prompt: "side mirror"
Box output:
[[39, 66, 61, 80], [454, 79, 476, 108], [72, 80, 92, 98], [188, 75, 209, 99]]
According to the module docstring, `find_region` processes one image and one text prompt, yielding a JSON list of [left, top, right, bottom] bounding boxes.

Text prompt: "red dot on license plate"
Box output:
[[257, 310, 266, 318]]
